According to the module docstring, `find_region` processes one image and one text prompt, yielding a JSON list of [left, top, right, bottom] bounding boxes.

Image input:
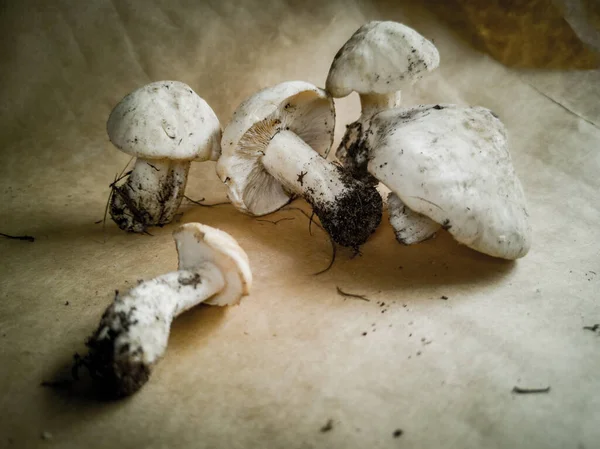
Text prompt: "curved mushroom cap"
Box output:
[[173, 223, 252, 306], [366, 104, 531, 259], [216, 81, 335, 215], [107, 81, 222, 161], [326, 21, 440, 98]]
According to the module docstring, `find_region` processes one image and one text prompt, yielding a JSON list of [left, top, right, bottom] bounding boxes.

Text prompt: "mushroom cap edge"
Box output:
[[173, 222, 252, 305]]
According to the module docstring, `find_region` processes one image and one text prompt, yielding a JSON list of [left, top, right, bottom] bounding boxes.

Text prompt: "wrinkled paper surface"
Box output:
[[1, 1, 599, 448]]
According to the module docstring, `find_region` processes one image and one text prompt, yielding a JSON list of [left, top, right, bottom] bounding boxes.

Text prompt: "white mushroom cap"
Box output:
[[366, 104, 531, 259], [173, 223, 252, 306], [326, 21, 440, 98], [216, 81, 335, 215], [107, 80, 222, 161]]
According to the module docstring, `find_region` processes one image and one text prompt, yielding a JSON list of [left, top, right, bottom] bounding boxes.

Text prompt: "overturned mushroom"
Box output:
[[107, 81, 221, 232], [81, 223, 251, 397], [216, 81, 382, 250], [351, 104, 531, 259], [326, 21, 439, 178]]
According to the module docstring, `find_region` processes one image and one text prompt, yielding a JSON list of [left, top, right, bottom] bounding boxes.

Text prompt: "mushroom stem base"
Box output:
[[110, 158, 189, 232]]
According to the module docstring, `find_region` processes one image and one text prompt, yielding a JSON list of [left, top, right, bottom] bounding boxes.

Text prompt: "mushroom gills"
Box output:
[[110, 158, 189, 232], [262, 130, 382, 249], [387, 192, 441, 244]]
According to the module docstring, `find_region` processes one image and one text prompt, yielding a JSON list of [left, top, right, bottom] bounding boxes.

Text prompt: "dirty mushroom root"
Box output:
[[307, 163, 382, 249], [110, 158, 188, 232], [217, 81, 382, 249], [81, 223, 252, 397], [107, 81, 222, 232]]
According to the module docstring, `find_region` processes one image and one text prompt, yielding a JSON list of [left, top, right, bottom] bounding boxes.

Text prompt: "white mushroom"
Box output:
[[107, 81, 221, 232], [325, 21, 439, 175], [354, 104, 531, 259], [216, 81, 382, 249], [82, 223, 251, 397]]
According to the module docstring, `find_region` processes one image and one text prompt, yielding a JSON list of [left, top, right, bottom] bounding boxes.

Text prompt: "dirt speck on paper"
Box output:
[[320, 419, 334, 433]]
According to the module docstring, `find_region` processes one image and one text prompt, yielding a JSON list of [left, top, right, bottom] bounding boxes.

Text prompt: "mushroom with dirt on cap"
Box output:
[[78, 222, 252, 397], [348, 103, 531, 260], [216, 81, 382, 250], [107, 81, 221, 233], [325, 21, 439, 179]]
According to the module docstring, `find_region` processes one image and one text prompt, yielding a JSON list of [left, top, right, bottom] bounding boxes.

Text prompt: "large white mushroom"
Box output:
[[216, 81, 382, 249], [81, 223, 251, 397], [325, 21, 439, 175], [107, 81, 221, 232], [351, 104, 532, 259]]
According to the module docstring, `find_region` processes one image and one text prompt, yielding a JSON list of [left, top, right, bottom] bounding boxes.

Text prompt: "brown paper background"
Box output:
[[1, 1, 599, 448]]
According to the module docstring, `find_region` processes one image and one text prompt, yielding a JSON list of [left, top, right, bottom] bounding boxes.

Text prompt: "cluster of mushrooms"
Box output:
[[80, 21, 532, 397]]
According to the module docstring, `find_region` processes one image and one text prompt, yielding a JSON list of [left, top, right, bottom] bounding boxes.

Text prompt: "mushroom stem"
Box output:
[[359, 92, 401, 119], [110, 158, 190, 232], [387, 192, 441, 244], [262, 130, 382, 249], [85, 262, 225, 397], [263, 130, 346, 203]]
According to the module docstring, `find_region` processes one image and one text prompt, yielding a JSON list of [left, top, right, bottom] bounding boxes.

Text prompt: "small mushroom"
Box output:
[[82, 223, 251, 397], [325, 21, 439, 179], [352, 104, 532, 259], [216, 81, 382, 249], [107, 81, 221, 232]]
